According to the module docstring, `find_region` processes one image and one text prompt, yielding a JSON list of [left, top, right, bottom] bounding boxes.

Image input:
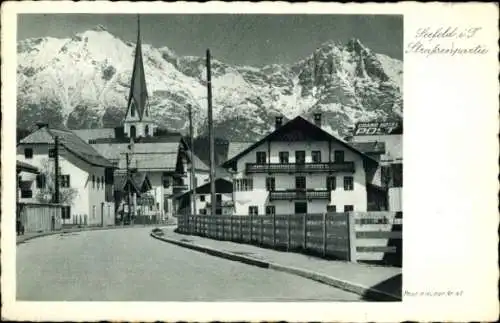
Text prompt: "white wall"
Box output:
[[231, 140, 369, 215], [17, 144, 114, 226]]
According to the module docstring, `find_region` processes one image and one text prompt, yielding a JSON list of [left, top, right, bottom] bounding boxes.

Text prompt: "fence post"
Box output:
[[250, 214, 253, 243], [260, 217, 264, 245], [287, 215, 291, 251], [239, 216, 242, 241], [230, 217, 234, 240], [303, 213, 307, 250], [272, 213, 276, 248], [347, 212, 357, 263], [322, 212, 327, 257]]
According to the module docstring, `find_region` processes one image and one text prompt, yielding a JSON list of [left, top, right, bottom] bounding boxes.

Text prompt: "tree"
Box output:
[[35, 158, 78, 205]]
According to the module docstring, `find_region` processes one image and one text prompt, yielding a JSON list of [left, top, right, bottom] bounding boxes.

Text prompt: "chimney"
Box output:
[[313, 113, 322, 127], [275, 116, 283, 129]]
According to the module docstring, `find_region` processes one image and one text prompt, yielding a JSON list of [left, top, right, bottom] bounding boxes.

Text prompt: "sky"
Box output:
[[18, 14, 403, 66]]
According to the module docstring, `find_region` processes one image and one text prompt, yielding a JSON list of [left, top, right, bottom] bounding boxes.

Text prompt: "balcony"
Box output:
[[246, 162, 355, 174], [269, 189, 330, 201]]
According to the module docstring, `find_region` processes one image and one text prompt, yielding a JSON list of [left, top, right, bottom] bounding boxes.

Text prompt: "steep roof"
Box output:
[[114, 172, 152, 194], [187, 150, 210, 172], [126, 16, 149, 121], [221, 116, 378, 168], [118, 152, 179, 171], [227, 142, 255, 161], [19, 127, 114, 168]]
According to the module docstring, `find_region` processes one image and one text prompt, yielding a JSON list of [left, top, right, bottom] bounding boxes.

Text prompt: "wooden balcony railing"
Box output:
[[246, 162, 355, 174], [269, 189, 330, 201]]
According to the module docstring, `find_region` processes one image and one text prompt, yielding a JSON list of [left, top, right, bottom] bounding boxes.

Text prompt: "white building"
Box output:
[[220, 114, 384, 215], [17, 124, 116, 226], [349, 121, 403, 212], [176, 178, 234, 215]]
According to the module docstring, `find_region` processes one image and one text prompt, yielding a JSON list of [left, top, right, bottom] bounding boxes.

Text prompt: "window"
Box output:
[[295, 151, 306, 164], [312, 150, 322, 163], [343, 176, 354, 191], [249, 206, 259, 216], [96, 177, 100, 190], [326, 176, 336, 191], [48, 148, 56, 158], [200, 209, 207, 215], [216, 194, 222, 203], [344, 205, 354, 212], [279, 151, 289, 164], [60, 175, 70, 188], [62, 206, 71, 219], [256, 151, 267, 164], [130, 104, 136, 117], [235, 178, 253, 191], [265, 205, 276, 215], [92, 175, 95, 189], [334, 150, 345, 162], [101, 176, 105, 188], [130, 125, 136, 138], [162, 175, 171, 188], [36, 174, 46, 189], [215, 208, 222, 215], [327, 205, 337, 213], [21, 189, 32, 198], [92, 205, 96, 219], [199, 195, 205, 202], [295, 176, 306, 190], [24, 148, 33, 159], [294, 202, 307, 214], [145, 125, 149, 136], [266, 177, 275, 191]]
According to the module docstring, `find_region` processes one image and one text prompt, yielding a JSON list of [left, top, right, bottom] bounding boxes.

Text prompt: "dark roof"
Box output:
[[175, 178, 233, 200], [19, 127, 114, 168], [221, 116, 378, 168], [17, 160, 39, 174], [114, 172, 152, 193], [351, 141, 386, 154]]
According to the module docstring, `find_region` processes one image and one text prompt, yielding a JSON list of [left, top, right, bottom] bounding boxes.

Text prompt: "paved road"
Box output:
[[17, 228, 361, 301]]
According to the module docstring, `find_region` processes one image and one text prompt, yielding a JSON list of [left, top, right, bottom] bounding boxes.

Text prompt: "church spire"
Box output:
[[126, 14, 149, 121]]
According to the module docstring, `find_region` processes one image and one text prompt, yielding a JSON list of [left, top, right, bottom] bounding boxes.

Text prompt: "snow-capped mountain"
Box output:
[[17, 25, 403, 140]]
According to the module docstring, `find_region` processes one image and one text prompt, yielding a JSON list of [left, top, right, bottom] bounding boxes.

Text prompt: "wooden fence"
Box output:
[[177, 213, 355, 261], [18, 203, 63, 233], [177, 211, 403, 266]]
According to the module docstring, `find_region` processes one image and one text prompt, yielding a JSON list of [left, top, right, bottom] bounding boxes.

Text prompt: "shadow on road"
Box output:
[[361, 273, 402, 301]]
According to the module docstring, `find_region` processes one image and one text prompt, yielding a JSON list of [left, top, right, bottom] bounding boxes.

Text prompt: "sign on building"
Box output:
[[354, 121, 402, 136]]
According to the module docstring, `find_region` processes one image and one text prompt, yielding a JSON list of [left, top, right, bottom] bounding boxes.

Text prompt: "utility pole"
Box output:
[[126, 152, 131, 225], [206, 49, 216, 217], [53, 136, 60, 204], [188, 104, 197, 215]]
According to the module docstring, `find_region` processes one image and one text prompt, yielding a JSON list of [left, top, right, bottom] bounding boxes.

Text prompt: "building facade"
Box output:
[[17, 125, 116, 226], [350, 121, 403, 212], [221, 114, 383, 216]]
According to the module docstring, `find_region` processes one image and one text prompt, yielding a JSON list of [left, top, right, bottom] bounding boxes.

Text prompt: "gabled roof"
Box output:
[[227, 142, 255, 161], [114, 171, 152, 194], [175, 178, 233, 200], [19, 127, 114, 168], [221, 116, 378, 168], [73, 128, 115, 142]]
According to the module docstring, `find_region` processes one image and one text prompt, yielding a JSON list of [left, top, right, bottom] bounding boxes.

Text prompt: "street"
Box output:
[[17, 227, 361, 301]]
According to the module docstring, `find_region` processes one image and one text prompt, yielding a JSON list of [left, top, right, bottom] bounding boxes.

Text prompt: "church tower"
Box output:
[[123, 15, 156, 140]]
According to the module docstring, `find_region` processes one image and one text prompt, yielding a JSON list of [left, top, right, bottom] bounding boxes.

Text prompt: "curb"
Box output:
[[150, 232, 401, 301], [16, 224, 170, 245]]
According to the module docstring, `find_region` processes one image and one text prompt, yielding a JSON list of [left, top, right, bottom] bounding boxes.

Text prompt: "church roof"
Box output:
[[19, 126, 114, 168], [126, 16, 149, 121]]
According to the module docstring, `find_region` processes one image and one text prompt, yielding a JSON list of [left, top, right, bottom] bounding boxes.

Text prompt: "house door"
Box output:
[[294, 202, 307, 214]]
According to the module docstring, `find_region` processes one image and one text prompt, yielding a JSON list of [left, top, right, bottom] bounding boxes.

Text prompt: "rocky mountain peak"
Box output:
[[17, 28, 403, 141]]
